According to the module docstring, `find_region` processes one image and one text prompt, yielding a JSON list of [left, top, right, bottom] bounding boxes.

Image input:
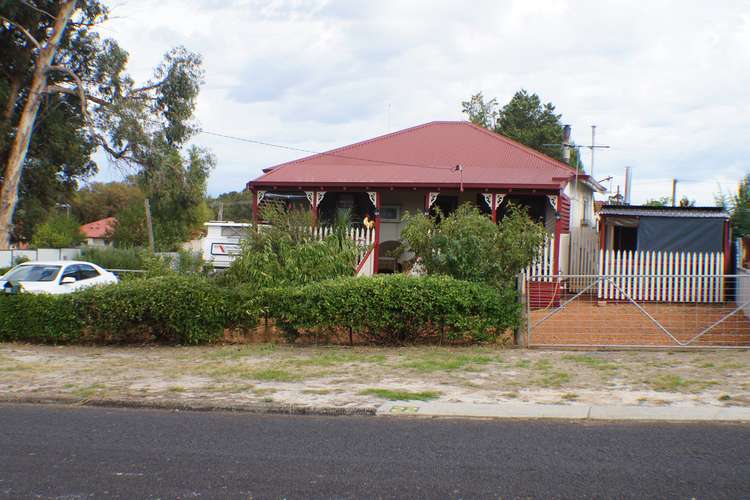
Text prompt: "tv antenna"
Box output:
[[543, 125, 610, 177]]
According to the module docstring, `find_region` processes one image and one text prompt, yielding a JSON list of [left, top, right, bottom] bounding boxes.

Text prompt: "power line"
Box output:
[[199, 129, 458, 172]]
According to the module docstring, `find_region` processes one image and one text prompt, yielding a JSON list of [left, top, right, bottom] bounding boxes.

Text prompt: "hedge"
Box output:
[[0, 275, 258, 344], [253, 275, 520, 344], [0, 293, 82, 343], [0, 274, 518, 345]]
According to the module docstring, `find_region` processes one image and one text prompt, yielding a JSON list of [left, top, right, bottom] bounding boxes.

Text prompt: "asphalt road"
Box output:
[[0, 404, 748, 499]]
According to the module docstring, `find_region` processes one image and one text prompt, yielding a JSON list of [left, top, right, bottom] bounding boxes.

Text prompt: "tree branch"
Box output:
[[45, 84, 109, 106], [20, 0, 56, 20], [95, 136, 136, 162], [130, 79, 167, 94], [0, 15, 42, 50]]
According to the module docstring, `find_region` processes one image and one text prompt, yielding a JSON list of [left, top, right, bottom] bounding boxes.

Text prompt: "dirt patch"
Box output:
[[0, 344, 748, 409]]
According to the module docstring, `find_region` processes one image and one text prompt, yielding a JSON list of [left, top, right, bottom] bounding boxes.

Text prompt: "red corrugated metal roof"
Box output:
[[80, 217, 116, 239], [248, 121, 579, 190]]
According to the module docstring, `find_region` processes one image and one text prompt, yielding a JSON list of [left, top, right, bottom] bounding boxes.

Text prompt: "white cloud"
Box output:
[[92, 0, 750, 204]]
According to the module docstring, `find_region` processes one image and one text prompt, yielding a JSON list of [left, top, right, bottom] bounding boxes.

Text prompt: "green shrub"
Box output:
[[222, 205, 359, 287], [80, 246, 208, 279], [74, 275, 258, 344], [0, 276, 258, 345], [80, 246, 144, 271], [400, 203, 546, 288], [0, 293, 82, 343], [256, 274, 519, 344]]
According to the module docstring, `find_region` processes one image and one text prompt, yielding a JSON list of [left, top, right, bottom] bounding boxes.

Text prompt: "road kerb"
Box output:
[[378, 401, 750, 422]]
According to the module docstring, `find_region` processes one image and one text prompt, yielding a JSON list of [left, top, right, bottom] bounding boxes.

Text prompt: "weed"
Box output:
[[533, 359, 553, 370], [358, 388, 441, 401], [718, 394, 732, 401], [649, 374, 685, 391], [295, 350, 387, 367], [167, 386, 186, 393], [515, 359, 531, 369], [72, 383, 106, 399], [251, 369, 301, 382], [562, 355, 618, 371], [402, 353, 493, 372], [536, 371, 571, 388], [561, 392, 578, 401]]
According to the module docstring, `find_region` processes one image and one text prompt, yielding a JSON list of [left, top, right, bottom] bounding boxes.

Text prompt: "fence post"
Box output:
[[515, 273, 528, 347]]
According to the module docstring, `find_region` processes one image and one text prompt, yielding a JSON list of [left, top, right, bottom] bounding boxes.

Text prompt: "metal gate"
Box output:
[[525, 273, 750, 348]]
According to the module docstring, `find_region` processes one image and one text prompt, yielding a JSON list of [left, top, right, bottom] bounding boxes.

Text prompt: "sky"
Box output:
[[92, 0, 750, 205]]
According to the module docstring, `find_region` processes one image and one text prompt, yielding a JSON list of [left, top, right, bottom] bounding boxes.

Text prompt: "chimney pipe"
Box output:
[[562, 124, 571, 164], [624, 166, 633, 205]]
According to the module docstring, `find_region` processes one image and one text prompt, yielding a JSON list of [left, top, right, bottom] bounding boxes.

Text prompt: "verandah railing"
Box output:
[[310, 225, 376, 275]]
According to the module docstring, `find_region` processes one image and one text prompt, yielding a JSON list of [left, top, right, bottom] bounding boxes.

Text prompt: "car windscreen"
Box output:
[[2, 265, 61, 282]]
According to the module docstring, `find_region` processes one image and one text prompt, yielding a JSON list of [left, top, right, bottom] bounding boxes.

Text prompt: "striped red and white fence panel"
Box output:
[[597, 249, 725, 303]]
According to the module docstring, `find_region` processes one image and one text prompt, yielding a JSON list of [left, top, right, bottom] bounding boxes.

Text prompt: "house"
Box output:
[[80, 217, 116, 247], [246, 121, 605, 274], [598, 205, 731, 260]]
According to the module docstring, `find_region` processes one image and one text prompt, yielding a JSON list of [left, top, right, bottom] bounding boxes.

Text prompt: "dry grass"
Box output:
[[0, 343, 748, 408]]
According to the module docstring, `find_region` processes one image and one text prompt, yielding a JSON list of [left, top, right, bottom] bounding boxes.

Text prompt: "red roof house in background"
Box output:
[[80, 217, 116, 247], [247, 121, 604, 274]]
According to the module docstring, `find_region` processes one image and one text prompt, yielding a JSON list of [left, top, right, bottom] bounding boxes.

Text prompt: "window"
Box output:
[[78, 264, 100, 280], [2, 265, 61, 282], [60, 265, 79, 282], [613, 226, 638, 251], [582, 199, 592, 225], [379, 205, 401, 222], [221, 226, 247, 238]]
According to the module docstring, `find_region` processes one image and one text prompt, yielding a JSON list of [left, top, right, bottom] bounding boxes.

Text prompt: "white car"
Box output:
[[0, 260, 118, 295]]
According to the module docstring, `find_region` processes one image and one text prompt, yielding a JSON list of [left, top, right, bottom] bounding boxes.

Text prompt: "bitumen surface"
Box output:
[[0, 404, 749, 498]]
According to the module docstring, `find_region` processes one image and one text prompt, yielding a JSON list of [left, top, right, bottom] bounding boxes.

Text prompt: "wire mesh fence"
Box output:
[[525, 273, 750, 348]]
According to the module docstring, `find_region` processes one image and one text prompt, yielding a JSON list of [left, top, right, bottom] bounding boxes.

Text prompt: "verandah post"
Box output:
[[491, 193, 497, 224], [251, 189, 258, 230], [311, 190, 318, 227], [373, 191, 381, 274], [553, 194, 562, 276]]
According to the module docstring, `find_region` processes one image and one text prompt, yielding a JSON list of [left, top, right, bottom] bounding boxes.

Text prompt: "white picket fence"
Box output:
[[523, 235, 556, 282], [520, 236, 556, 295], [597, 249, 725, 303]]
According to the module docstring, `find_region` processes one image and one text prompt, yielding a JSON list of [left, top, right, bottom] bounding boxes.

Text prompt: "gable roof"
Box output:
[[80, 217, 116, 239], [247, 121, 589, 191]]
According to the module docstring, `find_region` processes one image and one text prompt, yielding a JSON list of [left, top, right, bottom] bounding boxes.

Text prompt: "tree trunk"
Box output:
[[0, 1, 76, 249], [2, 75, 22, 124]]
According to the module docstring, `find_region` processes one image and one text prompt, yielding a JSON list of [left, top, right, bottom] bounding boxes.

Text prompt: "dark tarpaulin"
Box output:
[[637, 217, 724, 252]]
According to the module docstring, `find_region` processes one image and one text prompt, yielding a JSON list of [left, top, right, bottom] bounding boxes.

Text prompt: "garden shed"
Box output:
[[598, 205, 731, 254]]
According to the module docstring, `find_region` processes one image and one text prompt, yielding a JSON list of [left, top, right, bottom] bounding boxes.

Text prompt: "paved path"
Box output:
[[1, 404, 749, 498]]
